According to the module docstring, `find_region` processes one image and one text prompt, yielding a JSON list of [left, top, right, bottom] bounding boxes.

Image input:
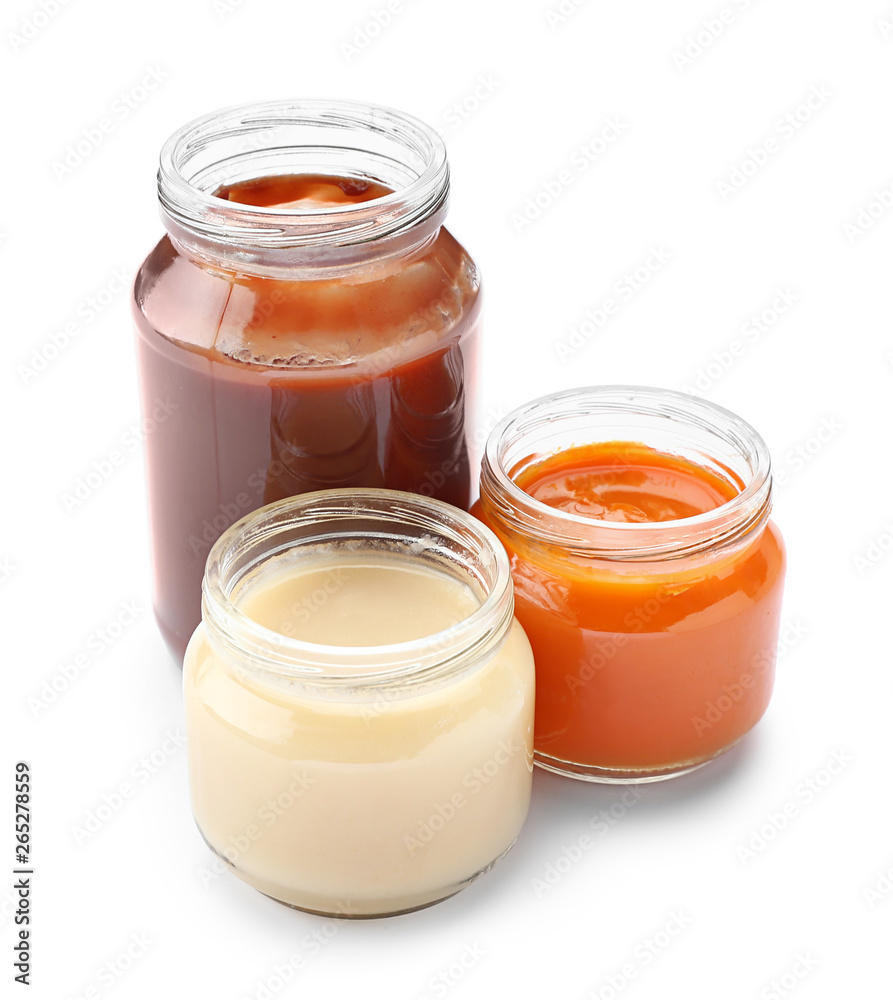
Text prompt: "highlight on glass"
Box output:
[[475, 385, 786, 783], [184, 489, 534, 917]]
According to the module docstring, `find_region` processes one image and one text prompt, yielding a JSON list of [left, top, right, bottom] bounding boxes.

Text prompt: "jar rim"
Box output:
[[157, 99, 450, 268], [200, 489, 514, 689], [480, 385, 773, 560]]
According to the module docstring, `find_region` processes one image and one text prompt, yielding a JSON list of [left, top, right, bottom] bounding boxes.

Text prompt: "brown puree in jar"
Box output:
[[133, 173, 480, 659]]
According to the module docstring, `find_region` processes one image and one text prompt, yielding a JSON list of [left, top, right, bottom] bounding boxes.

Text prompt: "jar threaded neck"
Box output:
[[157, 99, 449, 272], [479, 386, 773, 561]]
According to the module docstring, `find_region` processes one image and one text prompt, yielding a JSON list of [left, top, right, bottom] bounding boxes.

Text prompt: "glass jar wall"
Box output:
[[133, 101, 481, 658], [476, 387, 786, 783], [184, 490, 534, 917]]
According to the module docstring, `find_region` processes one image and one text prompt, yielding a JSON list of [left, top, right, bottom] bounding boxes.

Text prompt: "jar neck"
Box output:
[[157, 100, 450, 279], [479, 386, 773, 562], [201, 490, 514, 696]]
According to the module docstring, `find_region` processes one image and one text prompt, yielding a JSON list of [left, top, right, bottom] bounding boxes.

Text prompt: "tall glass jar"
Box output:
[[476, 387, 786, 783], [133, 100, 481, 659], [184, 489, 534, 917]]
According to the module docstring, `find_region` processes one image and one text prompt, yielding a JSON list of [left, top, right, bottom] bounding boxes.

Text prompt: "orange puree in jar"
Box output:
[[476, 424, 786, 781], [518, 442, 739, 523]]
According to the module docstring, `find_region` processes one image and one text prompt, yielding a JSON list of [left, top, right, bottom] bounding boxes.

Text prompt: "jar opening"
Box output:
[[201, 489, 513, 690], [480, 386, 773, 560], [157, 99, 450, 270]]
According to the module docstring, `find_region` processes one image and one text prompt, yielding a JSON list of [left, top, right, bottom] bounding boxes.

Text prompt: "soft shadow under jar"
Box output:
[[184, 489, 534, 917], [476, 386, 786, 783]]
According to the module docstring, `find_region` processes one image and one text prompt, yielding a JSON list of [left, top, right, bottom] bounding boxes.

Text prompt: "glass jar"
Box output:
[[476, 386, 786, 783], [133, 100, 481, 659], [184, 489, 534, 918]]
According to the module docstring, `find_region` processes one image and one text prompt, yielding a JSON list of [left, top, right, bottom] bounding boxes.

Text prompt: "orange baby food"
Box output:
[[476, 441, 785, 778]]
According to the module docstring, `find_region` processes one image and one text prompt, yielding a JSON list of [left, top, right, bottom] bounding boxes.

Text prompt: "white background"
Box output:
[[5, 0, 893, 997]]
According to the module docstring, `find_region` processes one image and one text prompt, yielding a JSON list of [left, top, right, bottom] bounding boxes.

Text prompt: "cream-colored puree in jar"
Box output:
[[184, 491, 534, 917]]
